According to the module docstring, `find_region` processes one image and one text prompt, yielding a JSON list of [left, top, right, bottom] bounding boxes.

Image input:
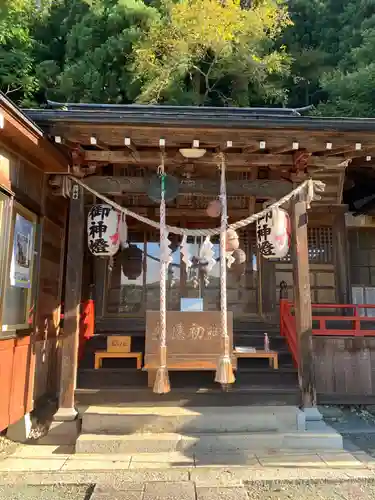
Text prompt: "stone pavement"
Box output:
[[2, 444, 375, 499]]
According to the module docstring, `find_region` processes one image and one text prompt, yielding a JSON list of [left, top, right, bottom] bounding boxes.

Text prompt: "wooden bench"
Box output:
[[234, 349, 279, 369], [94, 351, 143, 370]]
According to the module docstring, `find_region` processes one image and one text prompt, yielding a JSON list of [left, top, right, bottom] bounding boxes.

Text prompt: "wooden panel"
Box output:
[[0, 339, 15, 431], [107, 336, 131, 353], [9, 336, 35, 425], [314, 337, 375, 397], [36, 217, 65, 342], [145, 311, 236, 369]]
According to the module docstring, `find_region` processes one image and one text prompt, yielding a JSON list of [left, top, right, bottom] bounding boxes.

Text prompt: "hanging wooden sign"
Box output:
[[256, 208, 290, 259], [87, 204, 120, 257]]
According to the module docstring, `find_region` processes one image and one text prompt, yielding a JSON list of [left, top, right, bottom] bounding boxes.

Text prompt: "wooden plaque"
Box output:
[[107, 335, 131, 353], [145, 311, 236, 371]]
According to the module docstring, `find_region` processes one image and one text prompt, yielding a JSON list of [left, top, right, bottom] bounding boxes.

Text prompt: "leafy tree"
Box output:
[[53, 0, 159, 103], [132, 0, 292, 106], [0, 0, 39, 105]]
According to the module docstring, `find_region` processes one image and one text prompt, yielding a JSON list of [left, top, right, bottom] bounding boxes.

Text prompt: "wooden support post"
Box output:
[[260, 257, 276, 322], [54, 183, 84, 420], [290, 194, 316, 409], [333, 208, 351, 304]]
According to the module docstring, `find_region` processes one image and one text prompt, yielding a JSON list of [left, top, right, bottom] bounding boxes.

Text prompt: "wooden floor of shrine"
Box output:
[[77, 317, 300, 406]]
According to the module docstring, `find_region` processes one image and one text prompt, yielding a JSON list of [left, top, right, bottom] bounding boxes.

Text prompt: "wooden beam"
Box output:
[[83, 176, 293, 198], [290, 194, 316, 408], [54, 183, 84, 420], [84, 149, 348, 168]]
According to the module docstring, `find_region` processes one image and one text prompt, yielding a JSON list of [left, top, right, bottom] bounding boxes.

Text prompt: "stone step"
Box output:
[[79, 405, 302, 435], [78, 366, 298, 389], [75, 386, 300, 407], [75, 428, 343, 454]]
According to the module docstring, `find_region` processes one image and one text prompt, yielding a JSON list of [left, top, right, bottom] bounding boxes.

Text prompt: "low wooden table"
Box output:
[[94, 351, 143, 370], [234, 349, 279, 369]]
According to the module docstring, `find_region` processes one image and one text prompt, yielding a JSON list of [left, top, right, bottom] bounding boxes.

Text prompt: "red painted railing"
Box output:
[[279, 299, 375, 366], [279, 298, 298, 366]]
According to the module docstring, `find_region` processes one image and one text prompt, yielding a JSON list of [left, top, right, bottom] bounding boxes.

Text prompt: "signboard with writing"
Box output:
[[107, 336, 131, 353], [145, 311, 236, 371]]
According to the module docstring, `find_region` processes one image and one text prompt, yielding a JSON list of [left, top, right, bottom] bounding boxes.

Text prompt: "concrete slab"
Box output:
[[76, 433, 181, 454], [80, 405, 301, 434], [352, 451, 375, 468], [0, 456, 67, 472], [6, 413, 32, 443], [143, 481, 195, 500], [92, 491, 143, 500], [36, 420, 80, 445], [319, 451, 363, 467], [194, 452, 259, 467], [197, 486, 250, 500], [62, 457, 131, 471], [131, 452, 194, 464], [10, 444, 74, 458], [257, 453, 325, 467]]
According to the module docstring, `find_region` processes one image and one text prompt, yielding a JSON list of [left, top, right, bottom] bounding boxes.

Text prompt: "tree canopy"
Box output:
[[1, 0, 375, 116]]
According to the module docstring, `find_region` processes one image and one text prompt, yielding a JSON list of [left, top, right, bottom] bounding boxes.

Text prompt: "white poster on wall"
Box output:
[[10, 214, 34, 288]]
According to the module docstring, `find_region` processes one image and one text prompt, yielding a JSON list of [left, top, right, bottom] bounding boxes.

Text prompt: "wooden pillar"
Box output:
[[333, 208, 351, 304], [55, 184, 84, 420], [290, 194, 316, 408], [260, 257, 276, 322]]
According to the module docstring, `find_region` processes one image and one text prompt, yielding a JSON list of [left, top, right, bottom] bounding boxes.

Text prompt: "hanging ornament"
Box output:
[[226, 251, 235, 268], [121, 244, 143, 280], [256, 207, 290, 259], [199, 236, 216, 273], [119, 213, 128, 249], [181, 234, 192, 269], [161, 232, 173, 267], [225, 229, 239, 252], [206, 199, 222, 218], [87, 204, 120, 257]]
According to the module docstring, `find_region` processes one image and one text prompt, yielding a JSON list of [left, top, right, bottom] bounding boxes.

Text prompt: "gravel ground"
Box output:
[[0, 485, 93, 500], [246, 479, 375, 500], [0, 436, 18, 458]]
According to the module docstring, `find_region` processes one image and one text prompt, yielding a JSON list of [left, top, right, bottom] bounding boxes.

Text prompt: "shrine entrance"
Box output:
[[105, 226, 260, 320]]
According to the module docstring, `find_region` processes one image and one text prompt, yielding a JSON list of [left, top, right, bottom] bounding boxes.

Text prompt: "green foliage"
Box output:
[[0, 0, 39, 105], [2, 0, 375, 116], [132, 0, 292, 106]]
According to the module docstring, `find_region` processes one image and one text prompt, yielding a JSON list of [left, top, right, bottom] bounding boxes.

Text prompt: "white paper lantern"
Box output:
[[87, 204, 120, 257], [256, 208, 290, 259]]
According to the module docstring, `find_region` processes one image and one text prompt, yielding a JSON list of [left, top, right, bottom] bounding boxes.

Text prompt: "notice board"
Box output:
[[145, 311, 236, 371]]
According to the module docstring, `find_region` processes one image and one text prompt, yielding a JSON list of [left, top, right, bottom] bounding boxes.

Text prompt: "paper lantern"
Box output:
[[256, 208, 290, 259], [206, 199, 221, 218], [121, 244, 143, 280], [225, 229, 239, 252], [87, 204, 120, 257]]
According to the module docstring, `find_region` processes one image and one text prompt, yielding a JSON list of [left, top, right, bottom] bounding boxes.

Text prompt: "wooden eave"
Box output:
[[24, 105, 375, 208], [0, 95, 69, 173]]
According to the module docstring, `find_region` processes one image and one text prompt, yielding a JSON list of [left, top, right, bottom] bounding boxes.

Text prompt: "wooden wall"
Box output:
[[0, 143, 67, 431], [314, 336, 375, 402]]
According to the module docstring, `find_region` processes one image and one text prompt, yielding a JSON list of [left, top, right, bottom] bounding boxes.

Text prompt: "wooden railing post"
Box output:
[[54, 183, 84, 420], [290, 193, 317, 410]]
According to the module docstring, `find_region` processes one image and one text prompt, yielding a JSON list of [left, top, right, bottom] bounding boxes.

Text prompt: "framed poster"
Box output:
[[10, 213, 34, 288]]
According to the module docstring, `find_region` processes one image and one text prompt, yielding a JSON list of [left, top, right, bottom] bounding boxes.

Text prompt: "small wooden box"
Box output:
[[107, 336, 131, 353]]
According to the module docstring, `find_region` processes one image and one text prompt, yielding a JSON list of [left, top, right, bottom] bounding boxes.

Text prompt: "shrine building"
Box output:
[[2, 93, 375, 447]]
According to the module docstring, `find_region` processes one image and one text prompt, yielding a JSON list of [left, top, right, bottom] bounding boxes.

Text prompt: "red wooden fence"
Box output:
[[280, 300, 375, 366]]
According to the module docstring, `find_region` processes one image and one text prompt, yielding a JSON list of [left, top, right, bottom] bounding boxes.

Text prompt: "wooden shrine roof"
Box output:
[[0, 93, 69, 173], [24, 103, 375, 210]]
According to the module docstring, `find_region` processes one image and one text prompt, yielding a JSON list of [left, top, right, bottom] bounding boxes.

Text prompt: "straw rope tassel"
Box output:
[[153, 165, 171, 394], [215, 153, 235, 386]]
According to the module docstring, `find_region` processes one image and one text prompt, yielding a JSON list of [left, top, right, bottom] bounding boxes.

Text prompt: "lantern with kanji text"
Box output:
[[256, 208, 290, 259], [87, 204, 120, 257]]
